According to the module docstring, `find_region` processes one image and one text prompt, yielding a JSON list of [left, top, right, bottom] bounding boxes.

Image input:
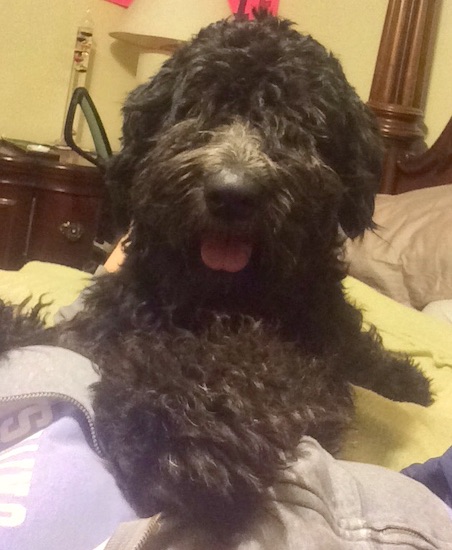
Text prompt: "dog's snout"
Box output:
[[205, 168, 262, 220]]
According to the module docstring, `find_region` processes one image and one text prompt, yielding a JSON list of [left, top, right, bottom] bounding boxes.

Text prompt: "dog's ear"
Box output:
[[338, 101, 383, 239], [328, 99, 383, 239], [296, 42, 384, 239], [106, 68, 179, 232], [105, 151, 135, 234]]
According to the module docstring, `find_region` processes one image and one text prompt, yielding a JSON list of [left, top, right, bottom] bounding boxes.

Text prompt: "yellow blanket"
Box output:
[[342, 277, 452, 470], [0, 262, 91, 323], [1, 261, 451, 471]]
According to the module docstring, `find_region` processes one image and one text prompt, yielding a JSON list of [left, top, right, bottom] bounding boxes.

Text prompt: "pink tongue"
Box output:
[[201, 238, 252, 273]]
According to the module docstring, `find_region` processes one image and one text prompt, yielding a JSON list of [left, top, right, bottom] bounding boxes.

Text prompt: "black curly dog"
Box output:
[[0, 12, 431, 542]]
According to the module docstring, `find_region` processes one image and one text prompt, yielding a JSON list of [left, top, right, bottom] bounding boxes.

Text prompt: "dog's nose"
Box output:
[[205, 168, 262, 220]]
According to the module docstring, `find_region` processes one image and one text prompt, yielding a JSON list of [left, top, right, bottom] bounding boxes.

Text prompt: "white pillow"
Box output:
[[345, 185, 452, 309], [422, 300, 452, 324]]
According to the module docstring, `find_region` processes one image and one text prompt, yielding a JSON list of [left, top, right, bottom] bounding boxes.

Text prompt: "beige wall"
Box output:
[[0, 1, 450, 151], [280, 0, 452, 146], [0, 0, 138, 150]]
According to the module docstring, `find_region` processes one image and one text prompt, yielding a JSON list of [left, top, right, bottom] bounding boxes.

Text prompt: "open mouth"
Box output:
[[200, 236, 253, 273]]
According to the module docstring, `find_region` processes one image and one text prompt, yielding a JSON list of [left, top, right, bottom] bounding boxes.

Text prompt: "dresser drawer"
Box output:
[[27, 187, 103, 270], [0, 183, 34, 270], [0, 150, 106, 271]]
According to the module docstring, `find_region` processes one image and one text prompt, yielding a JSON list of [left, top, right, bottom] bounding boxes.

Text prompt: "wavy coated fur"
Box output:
[[0, 12, 432, 543]]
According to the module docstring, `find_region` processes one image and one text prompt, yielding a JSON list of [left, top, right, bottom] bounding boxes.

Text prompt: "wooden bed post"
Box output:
[[367, 0, 440, 193]]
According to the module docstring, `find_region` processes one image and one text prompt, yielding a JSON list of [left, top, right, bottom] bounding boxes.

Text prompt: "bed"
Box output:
[[346, 0, 452, 320], [0, 0, 451, 475], [342, 0, 452, 466]]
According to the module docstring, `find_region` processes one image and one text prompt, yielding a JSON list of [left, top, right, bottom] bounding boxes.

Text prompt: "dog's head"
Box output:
[[109, 13, 382, 297]]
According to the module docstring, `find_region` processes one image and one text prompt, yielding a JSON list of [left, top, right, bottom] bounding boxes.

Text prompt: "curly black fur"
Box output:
[[0, 298, 54, 353], [0, 12, 432, 543]]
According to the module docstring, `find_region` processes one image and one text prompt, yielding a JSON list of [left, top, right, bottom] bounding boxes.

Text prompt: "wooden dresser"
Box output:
[[0, 141, 107, 271]]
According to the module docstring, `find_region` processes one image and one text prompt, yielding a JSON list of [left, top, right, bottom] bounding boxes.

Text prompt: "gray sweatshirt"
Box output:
[[1, 345, 452, 549]]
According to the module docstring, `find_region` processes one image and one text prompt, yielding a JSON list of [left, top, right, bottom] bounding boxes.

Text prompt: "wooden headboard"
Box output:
[[367, 0, 452, 194]]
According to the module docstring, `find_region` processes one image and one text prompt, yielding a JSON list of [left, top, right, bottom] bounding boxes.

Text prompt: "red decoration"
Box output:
[[228, 0, 279, 19], [104, 0, 134, 7]]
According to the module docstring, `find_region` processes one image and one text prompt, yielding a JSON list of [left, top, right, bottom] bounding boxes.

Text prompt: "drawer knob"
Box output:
[[59, 221, 85, 242], [0, 197, 17, 207]]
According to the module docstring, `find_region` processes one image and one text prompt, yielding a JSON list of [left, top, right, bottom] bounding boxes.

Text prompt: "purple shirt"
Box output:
[[0, 346, 138, 550]]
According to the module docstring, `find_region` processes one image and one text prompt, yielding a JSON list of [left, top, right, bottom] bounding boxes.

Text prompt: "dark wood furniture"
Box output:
[[367, 0, 452, 194], [0, 141, 106, 271]]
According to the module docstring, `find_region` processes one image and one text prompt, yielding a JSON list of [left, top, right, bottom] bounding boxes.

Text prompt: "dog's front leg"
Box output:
[[91, 316, 353, 537], [342, 326, 433, 406]]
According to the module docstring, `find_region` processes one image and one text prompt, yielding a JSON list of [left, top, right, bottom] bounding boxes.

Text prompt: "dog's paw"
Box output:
[[394, 366, 433, 407], [345, 330, 434, 407], [372, 358, 433, 407]]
